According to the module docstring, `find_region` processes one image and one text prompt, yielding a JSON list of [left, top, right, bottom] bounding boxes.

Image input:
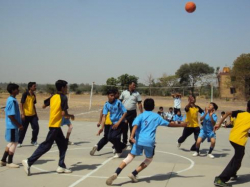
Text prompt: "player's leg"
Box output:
[[214, 141, 244, 186], [208, 134, 216, 159], [66, 123, 74, 145], [177, 127, 193, 147], [7, 142, 18, 168], [30, 115, 39, 146], [18, 117, 29, 147], [193, 136, 203, 157], [190, 127, 200, 151], [122, 121, 128, 145], [55, 128, 71, 173], [128, 146, 154, 182], [0, 143, 10, 166]]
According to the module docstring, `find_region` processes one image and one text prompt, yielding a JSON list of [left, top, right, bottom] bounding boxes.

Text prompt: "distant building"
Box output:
[[217, 67, 244, 99]]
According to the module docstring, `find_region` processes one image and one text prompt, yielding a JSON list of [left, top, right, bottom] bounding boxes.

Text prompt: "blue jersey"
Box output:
[[132, 111, 169, 147], [173, 114, 183, 122], [103, 99, 127, 124], [201, 113, 217, 132], [5, 96, 21, 129]]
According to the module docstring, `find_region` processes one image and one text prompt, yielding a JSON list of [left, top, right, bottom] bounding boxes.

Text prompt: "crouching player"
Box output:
[[106, 98, 187, 185]]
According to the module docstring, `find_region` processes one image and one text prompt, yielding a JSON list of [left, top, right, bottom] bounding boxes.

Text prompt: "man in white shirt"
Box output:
[[172, 93, 182, 114], [120, 81, 143, 145]]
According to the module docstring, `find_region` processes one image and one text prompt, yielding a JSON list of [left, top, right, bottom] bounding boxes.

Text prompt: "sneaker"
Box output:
[[106, 173, 117, 185], [177, 142, 181, 148], [214, 177, 232, 187], [0, 161, 6, 167], [17, 144, 22, 148], [68, 141, 74, 145], [208, 153, 215, 159], [90, 145, 98, 156], [22, 160, 31, 176], [122, 145, 128, 151], [112, 148, 116, 154], [192, 152, 199, 157], [230, 175, 238, 181], [56, 166, 72, 173], [113, 153, 121, 158], [31, 142, 39, 146], [7, 163, 20, 168], [128, 173, 138, 183]]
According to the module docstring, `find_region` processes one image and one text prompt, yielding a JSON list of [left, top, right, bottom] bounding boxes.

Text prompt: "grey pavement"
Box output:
[[0, 119, 250, 187]]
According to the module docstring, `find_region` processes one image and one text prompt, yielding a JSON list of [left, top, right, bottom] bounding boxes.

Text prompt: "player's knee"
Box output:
[[123, 154, 134, 165], [143, 157, 153, 166]]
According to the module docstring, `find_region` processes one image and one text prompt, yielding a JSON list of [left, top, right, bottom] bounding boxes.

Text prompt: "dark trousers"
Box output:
[[97, 125, 112, 151], [219, 141, 245, 182], [178, 127, 200, 150], [18, 115, 39, 144], [174, 108, 181, 115], [109, 122, 126, 153], [28, 128, 68, 168], [122, 110, 137, 144]]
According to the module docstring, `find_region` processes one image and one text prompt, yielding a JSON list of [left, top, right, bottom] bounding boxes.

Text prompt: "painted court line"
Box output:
[[74, 109, 101, 116]]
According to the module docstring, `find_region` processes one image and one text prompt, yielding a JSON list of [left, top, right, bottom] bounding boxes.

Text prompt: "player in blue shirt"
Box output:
[[192, 102, 218, 159], [97, 89, 127, 158], [106, 98, 187, 185], [173, 110, 184, 124], [0, 84, 23, 168]]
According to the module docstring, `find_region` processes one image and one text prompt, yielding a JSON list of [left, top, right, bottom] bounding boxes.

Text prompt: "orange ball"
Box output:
[[185, 2, 196, 13]]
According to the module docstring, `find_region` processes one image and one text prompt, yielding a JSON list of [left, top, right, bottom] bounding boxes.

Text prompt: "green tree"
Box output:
[[46, 84, 56, 94], [176, 62, 214, 94], [69, 83, 79, 92], [117, 74, 139, 89], [158, 73, 178, 87], [106, 77, 117, 86], [231, 53, 250, 99]]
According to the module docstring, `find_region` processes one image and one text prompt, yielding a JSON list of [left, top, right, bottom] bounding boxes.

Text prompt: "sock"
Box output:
[[115, 167, 122, 176], [196, 147, 200, 153], [132, 170, 138, 177], [8, 154, 13, 164], [1, 151, 9, 162], [208, 147, 214, 154]]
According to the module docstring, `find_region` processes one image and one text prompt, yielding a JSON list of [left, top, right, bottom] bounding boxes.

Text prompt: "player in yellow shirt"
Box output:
[[22, 80, 74, 176], [213, 100, 250, 187], [177, 95, 204, 151]]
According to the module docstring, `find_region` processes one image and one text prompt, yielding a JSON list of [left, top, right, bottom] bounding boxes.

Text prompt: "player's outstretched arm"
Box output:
[[214, 111, 232, 132], [97, 114, 106, 135], [130, 125, 138, 143], [168, 121, 187, 127], [97, 109, 103, 127]]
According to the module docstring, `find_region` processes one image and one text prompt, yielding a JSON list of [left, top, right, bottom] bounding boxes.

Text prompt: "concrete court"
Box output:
[[0, 118, 250, 187]]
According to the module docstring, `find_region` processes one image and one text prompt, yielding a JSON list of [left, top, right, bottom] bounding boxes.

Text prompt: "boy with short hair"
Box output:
[[192, 102, 218, 159], [22, 80, 74, 176], [172, 93, 182, 114], [96, 89, 127, 158], [213, 100, 250, 187], [166, 107, 174, 122], [157, 106, 166, 119], [106, 98, 187, 185], [18, 82, 39, 147], [90, 89, 120, 156], [1, 83, 23, 168], [177, 95, 204, 151]]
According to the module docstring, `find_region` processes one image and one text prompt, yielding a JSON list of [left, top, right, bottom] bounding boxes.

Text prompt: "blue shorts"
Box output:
[[61, 117, 71, 126], [198, 129, 216, 142], [5, 129, 19, 142], [130, 144, 155, 158]]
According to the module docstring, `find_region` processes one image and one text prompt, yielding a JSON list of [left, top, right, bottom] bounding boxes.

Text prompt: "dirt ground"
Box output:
[[0, 93, 247, 122]]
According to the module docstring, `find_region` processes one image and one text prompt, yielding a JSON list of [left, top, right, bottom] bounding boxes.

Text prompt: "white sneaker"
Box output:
[[0, 161, 6, 167], [128, 173, 138, 182], [122, 145, 128, 151], [17, 144, 22, 148], [22, 159, 31, 176], [31, 142, 39, 147], [208, 154, 215, 159], [113, 153, 121, 158], [68, 141, 74, 145], [112, 148, 116, 154], [7, 163, 20, 168], [177, 142, 181, 148], [106, 173, 117, 185], [56, 166, 72, 173], [90, 145, 98, 156], [192, 152, 199, 157]]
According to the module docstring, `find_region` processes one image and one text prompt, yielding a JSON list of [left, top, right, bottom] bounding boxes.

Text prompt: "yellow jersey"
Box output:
[[21, 91, 36, 116], [185, 105, 203, 128]]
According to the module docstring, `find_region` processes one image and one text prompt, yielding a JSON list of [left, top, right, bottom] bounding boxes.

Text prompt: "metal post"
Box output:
[[211, 83, 213, 102], [89, 82, 94, 110]]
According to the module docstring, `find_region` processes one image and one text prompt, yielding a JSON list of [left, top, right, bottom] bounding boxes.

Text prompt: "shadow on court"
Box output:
[[112, 172, 204, 186], [33, 159, 55, 165], [70, 162, 101, 171], [229, 174, 250, 185], [73, 141, 90, 145]]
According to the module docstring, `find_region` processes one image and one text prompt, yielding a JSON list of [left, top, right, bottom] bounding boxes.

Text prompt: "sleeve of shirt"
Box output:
[[44, 97, 51, 106], [60, 95, 69, 111], [212, 114, 218, 122], [119, 92, 124, 101], [197, 106, 204, 114], [158, 116, 170, 126], [132, 115, 141, 127], [20, 92, 28, 104], [6, 100, 16, 116], [136, 92, 142, 102], [231, 110, 245, 118], [102, 103, 108, 115]]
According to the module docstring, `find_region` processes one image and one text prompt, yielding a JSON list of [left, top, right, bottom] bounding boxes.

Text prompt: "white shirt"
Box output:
[[174, 98, 181, 109], [119, 90, 142, 111]]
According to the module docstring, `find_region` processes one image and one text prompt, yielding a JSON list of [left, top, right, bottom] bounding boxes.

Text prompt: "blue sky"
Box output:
[[0, 0, 250, 84]]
